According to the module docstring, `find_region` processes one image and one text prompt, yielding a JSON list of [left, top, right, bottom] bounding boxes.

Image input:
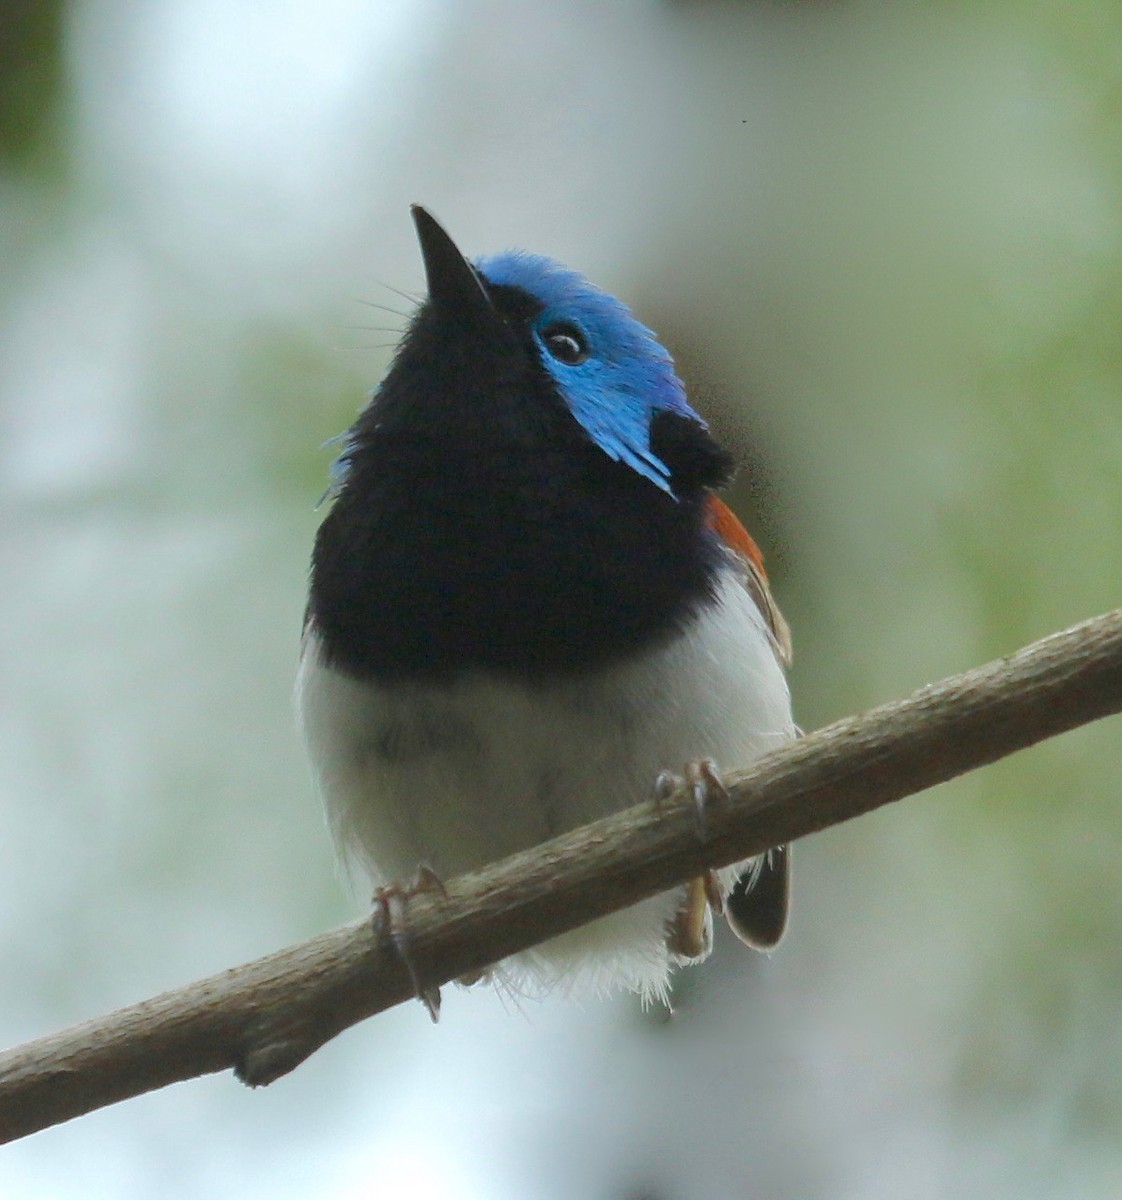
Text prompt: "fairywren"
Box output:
[[298, 207, 795, 1004]]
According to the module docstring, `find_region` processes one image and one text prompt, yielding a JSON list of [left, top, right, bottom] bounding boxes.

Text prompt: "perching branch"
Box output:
[[3, 607, 1122, 1143]]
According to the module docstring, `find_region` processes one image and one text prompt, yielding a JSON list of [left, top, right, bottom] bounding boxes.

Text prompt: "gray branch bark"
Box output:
[[3, 607, 1122, 1144]]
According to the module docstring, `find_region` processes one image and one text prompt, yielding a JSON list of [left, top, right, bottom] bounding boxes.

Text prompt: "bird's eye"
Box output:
[[541, 323, 589, 366]]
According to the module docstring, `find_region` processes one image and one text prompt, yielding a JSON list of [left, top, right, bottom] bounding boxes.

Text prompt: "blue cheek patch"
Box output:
[[545, 350, 681, 492], [476, 251, 706, 495]]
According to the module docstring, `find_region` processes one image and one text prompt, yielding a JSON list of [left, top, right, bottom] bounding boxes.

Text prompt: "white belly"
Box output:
[[297, 570, 794, 1001]]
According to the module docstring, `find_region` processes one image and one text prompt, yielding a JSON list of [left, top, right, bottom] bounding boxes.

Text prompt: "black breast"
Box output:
[[307, 297, 733, 683]]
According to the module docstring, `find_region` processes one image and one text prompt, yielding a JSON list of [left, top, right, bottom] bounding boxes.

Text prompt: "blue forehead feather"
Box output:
[[475, 250, 704, 494]]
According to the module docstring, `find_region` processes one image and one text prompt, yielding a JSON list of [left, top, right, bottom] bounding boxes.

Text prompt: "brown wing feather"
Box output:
[[705, 495, 794, 952], [705, 496, 792, 666]]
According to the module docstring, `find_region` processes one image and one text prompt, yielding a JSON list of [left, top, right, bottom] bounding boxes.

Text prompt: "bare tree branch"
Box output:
[[2, 607, 1122, 1144]]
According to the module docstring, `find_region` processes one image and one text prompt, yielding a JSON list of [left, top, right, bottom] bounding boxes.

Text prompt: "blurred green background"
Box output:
[[3, 2, 1122, 1196]]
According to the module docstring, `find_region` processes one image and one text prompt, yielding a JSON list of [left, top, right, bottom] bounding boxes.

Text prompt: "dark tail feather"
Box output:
[[725, 844, 791, 951]]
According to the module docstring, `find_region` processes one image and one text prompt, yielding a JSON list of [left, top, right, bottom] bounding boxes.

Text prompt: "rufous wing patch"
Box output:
[[705, 496, 792, 666], [706, 496, 766, 575]]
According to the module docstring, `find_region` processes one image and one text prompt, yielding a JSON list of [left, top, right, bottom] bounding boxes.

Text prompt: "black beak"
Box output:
[[411, 205, 492, 317]]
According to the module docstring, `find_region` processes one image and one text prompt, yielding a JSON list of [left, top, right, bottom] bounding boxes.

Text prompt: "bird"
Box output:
[[297, 206, 796, 1009]]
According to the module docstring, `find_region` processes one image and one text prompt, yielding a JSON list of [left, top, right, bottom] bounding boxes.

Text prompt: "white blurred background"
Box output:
[[3, 2, 1122, 1196]]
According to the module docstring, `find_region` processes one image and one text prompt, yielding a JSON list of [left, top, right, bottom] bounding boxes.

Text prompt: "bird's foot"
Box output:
[[656, 761, 731, 962], [653, 757, 730, 839], [665, 872, 716, 960], [372, 863, 448, 1022]]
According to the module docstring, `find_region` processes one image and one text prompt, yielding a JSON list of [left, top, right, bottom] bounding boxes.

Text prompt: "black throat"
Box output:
[[307, 290, 733, 683]]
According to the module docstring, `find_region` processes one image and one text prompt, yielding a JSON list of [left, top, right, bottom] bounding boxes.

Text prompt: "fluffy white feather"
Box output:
[[297, 567, 794, 1002]]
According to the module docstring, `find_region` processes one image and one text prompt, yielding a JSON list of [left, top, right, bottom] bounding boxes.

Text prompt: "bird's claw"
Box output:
[[372, 863, 448, 1022], [652, 768, 680, 807], [652, 758, 729, 839], [665, 873, 712, 960], [656, 759, 730, 962], [686, 758, 729, 837]]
